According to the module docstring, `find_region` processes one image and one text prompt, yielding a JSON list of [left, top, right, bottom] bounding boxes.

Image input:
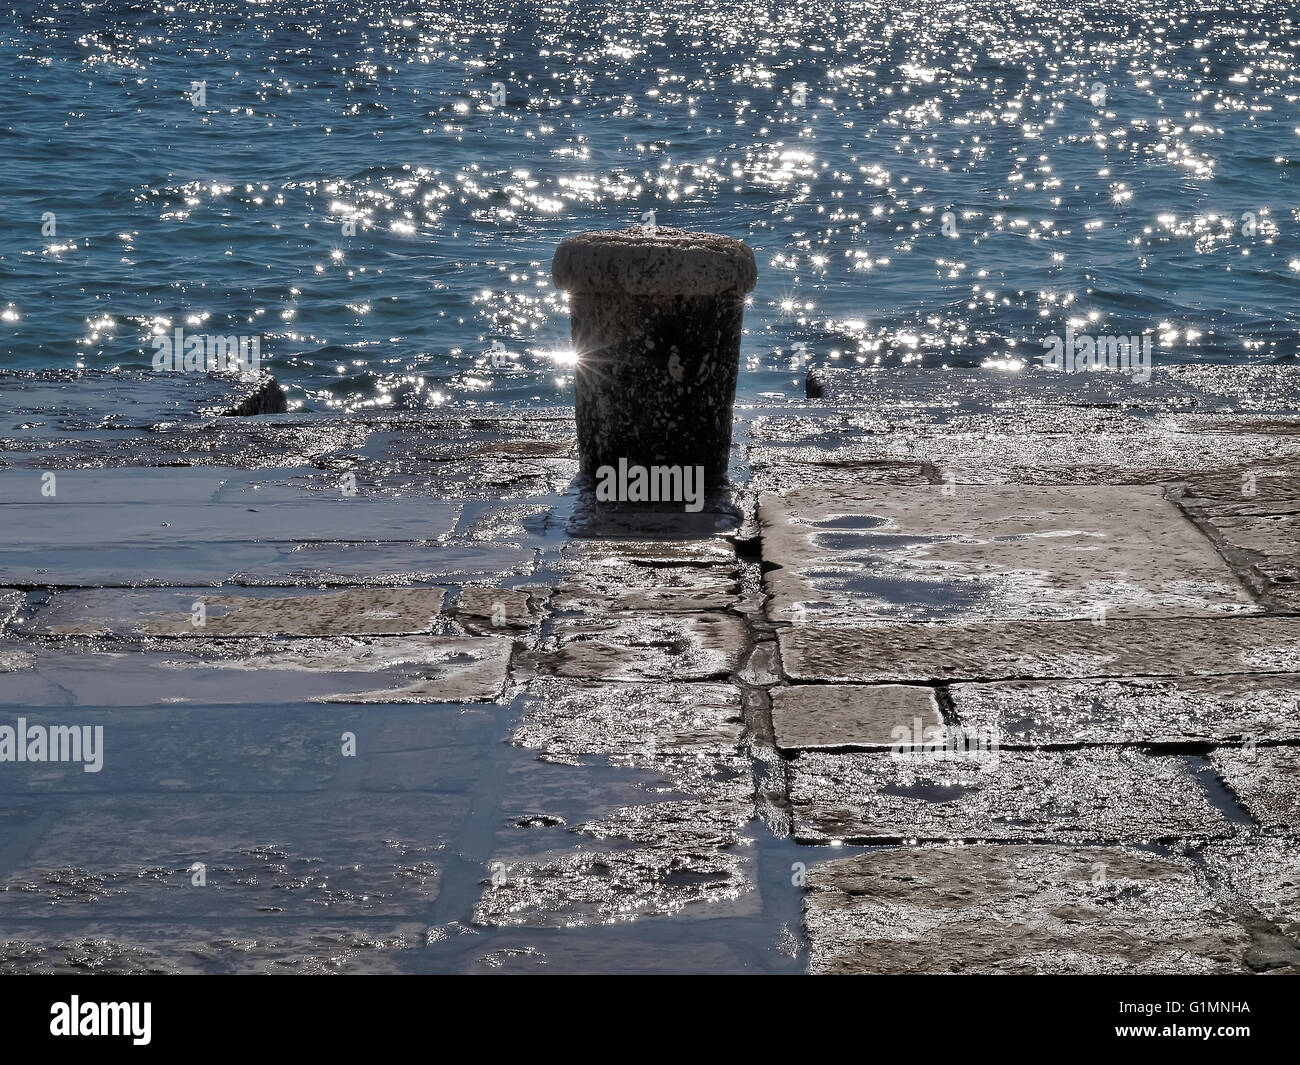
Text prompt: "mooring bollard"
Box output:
[[552, 226, 757, 487]]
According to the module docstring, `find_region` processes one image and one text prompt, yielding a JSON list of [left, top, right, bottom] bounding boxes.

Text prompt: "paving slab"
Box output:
[[1210, 747, 1300, 833], [770, 684, 942, 751], [330, 455, 577, 502], [0, 922, 424, 975], [0, 467, 234, 504], [455, 501, 556, 544], [746, 408, 1300, 487], [803, 844, 1255, 974], [0, 369, 287, 437], [512, 679, 748, 799], [552, 536, 738, 570], [0, 635, 513, 706], [779, 617, 1300, 683], [20, 587, 449, 638], [2, 421, 372, 472], [1177, 467, 1300, 518], [0, 792, 462, 919], [789, 749, 1233, 843], [0, 505, 558, 588], [551, 571, 740, 614], [463, 931, 761, 975], [230, 542, 538, 588], [549, 538, 740, 614], [1203, 511, 1300, 558], [0, 704, 499, 795], [761, 484, 1255, 624], [749, 459, 933, 498], [4, 542, 535, 590], [573, 798, 752, 848], [951, 675, 1300, 746], [802, 365, 1300, 414], [452, 587, 544, 633], [565, 493, 743, 539], [0, 499, 461, 547], [551, 612, 747, 681]]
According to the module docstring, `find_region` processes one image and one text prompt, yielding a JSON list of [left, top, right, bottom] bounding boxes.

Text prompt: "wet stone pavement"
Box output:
[[0, 366, 1298, 974]]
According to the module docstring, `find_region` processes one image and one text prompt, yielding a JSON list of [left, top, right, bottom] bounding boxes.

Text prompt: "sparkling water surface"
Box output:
[[1, 0, 1297, 411]]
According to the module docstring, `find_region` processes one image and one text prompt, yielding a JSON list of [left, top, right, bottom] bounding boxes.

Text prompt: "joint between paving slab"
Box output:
[[727, 550, 797, 834]]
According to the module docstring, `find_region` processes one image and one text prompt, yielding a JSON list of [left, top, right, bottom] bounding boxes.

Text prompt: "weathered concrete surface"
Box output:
[[789, 749, 1232, 844], [19, 587, 449, 638], [748, 413, 1300, 489], [513, 680, 745, 781], [762, 484, 1256, 624], [1210, 748, 1300, 833], [3, 499, 460, 546], [770, 684, 941, 751], [0, 373, 788, 973], [803, 845, 1259, 974], [797, 371, 1300, 484], [756, 373, 1300, 972], [0, 707, 492, 796], [5, 365, 1300, 973], [0, 634, 513, 705], [564, 490, 743, 539], [0, 498, 462, 587], [951, 676, 1300, 746], [779, 617, 1300, 683]]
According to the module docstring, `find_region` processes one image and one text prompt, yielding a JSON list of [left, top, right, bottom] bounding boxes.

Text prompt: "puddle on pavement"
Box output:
[[1186, 755, 1256, 828], [0, 691, 812, 974]]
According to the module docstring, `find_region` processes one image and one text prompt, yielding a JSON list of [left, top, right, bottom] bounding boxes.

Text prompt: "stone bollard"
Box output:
[[552, 226, 757, 487]]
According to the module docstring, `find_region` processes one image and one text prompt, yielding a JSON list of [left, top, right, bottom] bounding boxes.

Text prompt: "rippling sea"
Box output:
[[2, 0, 1297, 411]]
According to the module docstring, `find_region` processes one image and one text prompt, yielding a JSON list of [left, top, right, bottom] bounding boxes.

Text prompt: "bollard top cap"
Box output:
[[552, 226, 757, 296]]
